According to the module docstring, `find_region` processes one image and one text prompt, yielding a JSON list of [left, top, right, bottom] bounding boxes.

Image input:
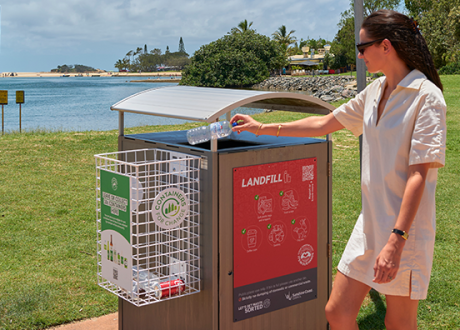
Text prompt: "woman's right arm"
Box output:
[[230, 112, 344, 138]]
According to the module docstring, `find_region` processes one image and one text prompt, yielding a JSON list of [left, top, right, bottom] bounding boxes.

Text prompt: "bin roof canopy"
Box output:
[[111, 85, 335, 123]]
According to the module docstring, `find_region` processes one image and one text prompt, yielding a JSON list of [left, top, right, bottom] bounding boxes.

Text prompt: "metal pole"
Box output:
[[2, 105, 4, 135], [354, 0, 365, 175], [354, 0, 366, 93], [19, 104, 22, 133], [119, 111, 124, 137]]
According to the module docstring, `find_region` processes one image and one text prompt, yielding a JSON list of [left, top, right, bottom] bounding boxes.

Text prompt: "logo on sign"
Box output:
[[111, 177, 118, 191], [152, 187, 189, 229], [297, 244, 314, 266]]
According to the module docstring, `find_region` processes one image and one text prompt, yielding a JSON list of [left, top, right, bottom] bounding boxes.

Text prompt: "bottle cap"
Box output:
[[232, 120, 244, 127]]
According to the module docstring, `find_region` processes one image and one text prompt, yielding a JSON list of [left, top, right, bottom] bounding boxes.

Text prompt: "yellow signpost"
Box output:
[[0, 90, 7, 105], [16, 91, 25, 104], [16, 91, 25, 132], [0, 90, 7, 135]]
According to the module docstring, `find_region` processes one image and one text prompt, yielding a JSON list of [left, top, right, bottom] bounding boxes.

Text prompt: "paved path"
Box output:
[[48, 313, 118, 330]]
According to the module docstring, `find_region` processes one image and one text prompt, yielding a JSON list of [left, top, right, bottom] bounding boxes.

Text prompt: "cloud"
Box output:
[[0, 0, 350, 71]]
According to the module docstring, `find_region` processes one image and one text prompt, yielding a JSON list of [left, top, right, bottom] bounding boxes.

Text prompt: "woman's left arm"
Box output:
[[372, 162, 431, 284]]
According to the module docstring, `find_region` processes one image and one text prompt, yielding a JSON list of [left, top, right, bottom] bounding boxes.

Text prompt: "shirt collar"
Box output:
[[397, 69, 426, 90], [377, 69, 426, 91]]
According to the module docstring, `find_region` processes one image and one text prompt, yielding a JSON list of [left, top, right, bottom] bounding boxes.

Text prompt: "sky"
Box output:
[[0, 0, 350, 73]]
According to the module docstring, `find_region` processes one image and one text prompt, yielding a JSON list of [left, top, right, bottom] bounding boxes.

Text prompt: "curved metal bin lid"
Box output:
[[111, 85, 335, 123]]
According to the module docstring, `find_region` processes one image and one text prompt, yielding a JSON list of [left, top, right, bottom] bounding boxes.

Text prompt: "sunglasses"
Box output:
[[356, 38, 385, 55]]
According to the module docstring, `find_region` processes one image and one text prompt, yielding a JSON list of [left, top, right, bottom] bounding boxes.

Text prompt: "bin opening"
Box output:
[[179, 138, 262, 150]]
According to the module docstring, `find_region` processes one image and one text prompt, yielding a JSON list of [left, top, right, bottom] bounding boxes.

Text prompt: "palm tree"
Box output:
[[232, 19, 254, 33], [126, 50, 133, 65], [272, 25, 297, 53], [115, 59, 124, 71]]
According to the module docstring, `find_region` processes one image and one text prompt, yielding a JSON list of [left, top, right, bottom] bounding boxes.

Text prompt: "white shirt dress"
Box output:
[[332, 69, 446, 300]]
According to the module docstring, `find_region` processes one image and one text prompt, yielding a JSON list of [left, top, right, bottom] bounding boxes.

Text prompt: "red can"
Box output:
[[159, 279, 185, 298]]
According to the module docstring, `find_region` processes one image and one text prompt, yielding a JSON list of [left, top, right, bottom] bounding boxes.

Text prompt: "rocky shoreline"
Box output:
[[253, 75, 365, 103]]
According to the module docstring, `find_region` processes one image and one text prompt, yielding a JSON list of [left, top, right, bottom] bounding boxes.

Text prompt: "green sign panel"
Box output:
[[100, 170, 131, 243]]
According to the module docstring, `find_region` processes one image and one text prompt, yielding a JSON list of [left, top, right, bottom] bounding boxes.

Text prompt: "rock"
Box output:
[[253, 75, 366, 103], [320, 95, 335, 102]]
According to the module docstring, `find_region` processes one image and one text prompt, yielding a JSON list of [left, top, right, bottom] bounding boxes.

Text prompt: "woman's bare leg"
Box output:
[[325, 271, 371, 330], [384, 294, 418, 329]]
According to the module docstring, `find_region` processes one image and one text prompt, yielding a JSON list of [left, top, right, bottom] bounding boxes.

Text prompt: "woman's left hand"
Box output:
[[373, 236, 405, 284]]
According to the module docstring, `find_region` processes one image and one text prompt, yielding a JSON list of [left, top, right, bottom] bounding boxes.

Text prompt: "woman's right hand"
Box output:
[[230, 114, 261, 135]]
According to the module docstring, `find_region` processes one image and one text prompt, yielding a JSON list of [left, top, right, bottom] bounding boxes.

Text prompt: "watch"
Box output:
[[392, 228, 409, 240]]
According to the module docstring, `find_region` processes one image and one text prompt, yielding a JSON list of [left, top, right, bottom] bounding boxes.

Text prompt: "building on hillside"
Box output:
[[288, 44, 333, 69]]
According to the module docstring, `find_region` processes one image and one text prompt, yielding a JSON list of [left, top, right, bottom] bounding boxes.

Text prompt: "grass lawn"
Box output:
[[0, 75, 459, 329]]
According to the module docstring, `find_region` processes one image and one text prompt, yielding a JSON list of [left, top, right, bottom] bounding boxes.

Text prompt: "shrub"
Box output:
[[439, 61, 460, 75], [180, 31, 286, 87]]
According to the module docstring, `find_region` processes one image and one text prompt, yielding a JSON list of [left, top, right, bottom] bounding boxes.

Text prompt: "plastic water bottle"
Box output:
[[186, 121, 234, 145], [132, 265, 161, 299]]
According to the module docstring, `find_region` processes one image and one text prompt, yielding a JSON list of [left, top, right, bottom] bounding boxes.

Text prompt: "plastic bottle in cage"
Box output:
[[186, 121, 235, 145], [132, 266, 161, 299]]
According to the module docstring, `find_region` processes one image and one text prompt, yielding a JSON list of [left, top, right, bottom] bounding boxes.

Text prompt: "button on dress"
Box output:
[[332, 69, 446, 299]]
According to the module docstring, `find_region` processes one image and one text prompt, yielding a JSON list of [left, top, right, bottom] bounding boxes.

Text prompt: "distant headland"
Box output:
[[0, 71, 182, 78]]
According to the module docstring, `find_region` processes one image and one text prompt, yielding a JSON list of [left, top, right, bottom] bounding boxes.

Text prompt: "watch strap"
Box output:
[[392, 228, 409, 240]]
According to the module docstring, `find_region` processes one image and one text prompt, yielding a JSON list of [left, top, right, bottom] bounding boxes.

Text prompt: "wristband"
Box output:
[[392, 228, 409, 240], [255, 124, 263, 137]]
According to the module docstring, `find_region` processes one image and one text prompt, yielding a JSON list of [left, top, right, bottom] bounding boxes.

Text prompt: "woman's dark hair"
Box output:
[[362, 10, 443, 92]]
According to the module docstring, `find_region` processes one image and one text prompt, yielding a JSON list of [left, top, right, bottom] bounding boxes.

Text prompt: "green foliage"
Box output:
[[231, 19, 254, 34], [178, 37, 186, 53], [412, 0, 460, 67], [115, 40, 190, 72], [51, 64, 97, 73], [180, 30, 285, 87], [272, 25, 297, 55], [439, 61, 460, 75], [331, 0, 401, 67], [331, 13, 356, 67], [299, 37, 328, 50]]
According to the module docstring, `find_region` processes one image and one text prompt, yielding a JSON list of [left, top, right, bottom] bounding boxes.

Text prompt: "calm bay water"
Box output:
[[0, 77, 263, 132]]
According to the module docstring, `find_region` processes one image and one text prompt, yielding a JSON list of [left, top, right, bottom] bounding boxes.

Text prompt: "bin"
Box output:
[[106, 86, 335, 330]]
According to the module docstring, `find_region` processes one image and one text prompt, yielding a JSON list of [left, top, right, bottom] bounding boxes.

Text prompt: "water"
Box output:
[[0, 77, 264, 132]]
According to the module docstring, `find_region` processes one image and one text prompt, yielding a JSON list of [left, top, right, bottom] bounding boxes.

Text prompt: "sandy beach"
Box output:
[[1, 71, 182, 78]]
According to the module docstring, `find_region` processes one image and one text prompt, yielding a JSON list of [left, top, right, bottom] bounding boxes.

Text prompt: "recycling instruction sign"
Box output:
[[100, 170, 132, 291]]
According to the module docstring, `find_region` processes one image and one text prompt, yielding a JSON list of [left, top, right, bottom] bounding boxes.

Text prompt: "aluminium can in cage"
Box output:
[[158, 279, 185, 298]]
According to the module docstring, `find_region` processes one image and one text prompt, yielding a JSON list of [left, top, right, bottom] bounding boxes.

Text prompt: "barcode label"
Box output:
[[302, 165, 314, 181], [113, 267, 118, 280]]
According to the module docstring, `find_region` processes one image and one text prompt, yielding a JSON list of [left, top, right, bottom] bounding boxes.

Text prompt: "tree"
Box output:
[[272, 25, 297, 55], [231, 19, 254, 34], [181, 30, 285, 87], [178, 37, 186, 54], [150, 48, 162, 56], [126, 50, 133, 65], [331, 0, 401, 67], [134, 47, 143, 57], [166, 46, 170, 54], [144, 44, 148, 54], [331, 12, 357, 66], [115, 59, 129, 71], [405, 0, 460, 67]]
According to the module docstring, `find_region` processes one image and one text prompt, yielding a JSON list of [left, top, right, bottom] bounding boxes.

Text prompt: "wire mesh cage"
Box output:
[[95, 148, 201, 307]]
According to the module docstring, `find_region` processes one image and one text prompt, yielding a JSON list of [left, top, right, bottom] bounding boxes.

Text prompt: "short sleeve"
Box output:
[[332, 79, 378, 137], [409, 87, 447, 168]]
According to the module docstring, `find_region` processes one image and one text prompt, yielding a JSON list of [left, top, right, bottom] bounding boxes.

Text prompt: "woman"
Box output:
[[230, 10, 446, 330]]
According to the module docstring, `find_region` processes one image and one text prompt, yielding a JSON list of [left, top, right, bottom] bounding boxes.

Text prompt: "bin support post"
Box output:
[[119, 111, 124, 136], [211, 138, 218, 152]]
